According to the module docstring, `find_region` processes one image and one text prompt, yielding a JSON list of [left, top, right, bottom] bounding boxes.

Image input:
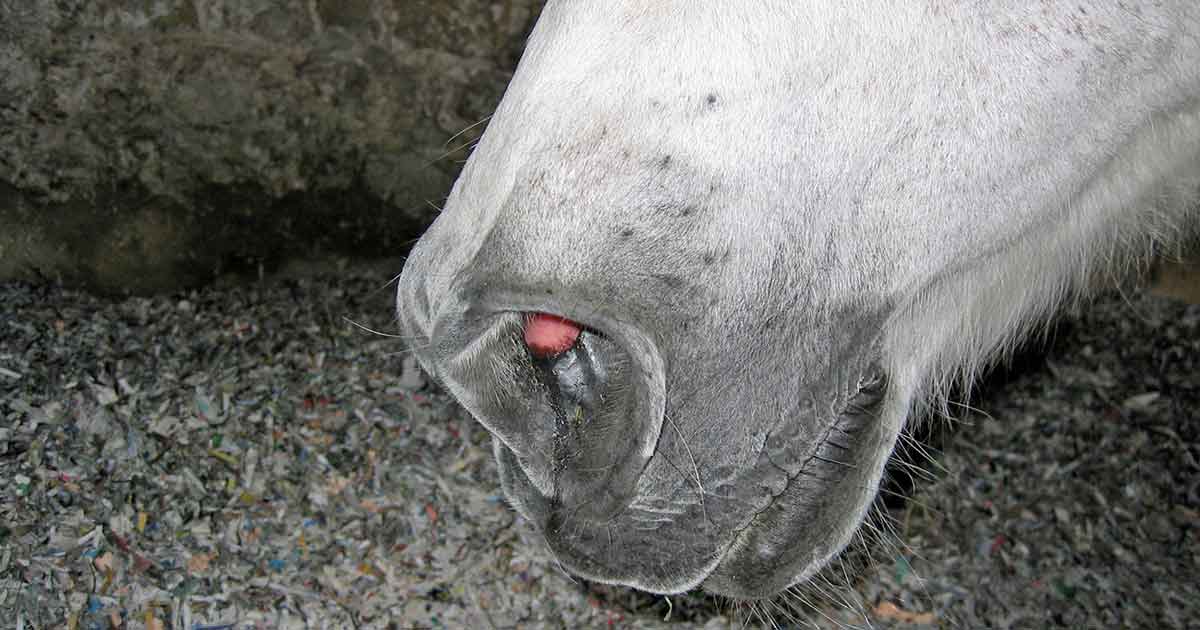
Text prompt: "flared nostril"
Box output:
[[523, 312, 583, 358], [524, 326, 636, 520], [434, 306, 666, 523], [534, 328, 609, 422], [540, 333, 604, 412]]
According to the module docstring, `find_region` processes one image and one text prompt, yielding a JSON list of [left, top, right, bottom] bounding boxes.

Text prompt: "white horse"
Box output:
[[397, 2, 1199, 598]]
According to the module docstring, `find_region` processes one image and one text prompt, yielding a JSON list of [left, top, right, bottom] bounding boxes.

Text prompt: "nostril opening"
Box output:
[[535, 329, 607, 414], [524, 312, 583, 358], [459, 311, 663, 522], [524, 317, 620, 480]]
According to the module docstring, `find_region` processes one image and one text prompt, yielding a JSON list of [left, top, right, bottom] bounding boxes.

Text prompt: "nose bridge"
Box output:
[[453, 181, 620, 311], [399, 179, 530, 346]]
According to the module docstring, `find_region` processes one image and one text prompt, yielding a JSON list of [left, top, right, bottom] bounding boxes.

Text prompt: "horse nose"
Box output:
[[396, 199, 670, 524], [418, 298, 667, 524]]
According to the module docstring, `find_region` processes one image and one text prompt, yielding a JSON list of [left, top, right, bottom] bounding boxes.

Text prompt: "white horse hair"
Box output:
[[397, 1, 1200, 598]]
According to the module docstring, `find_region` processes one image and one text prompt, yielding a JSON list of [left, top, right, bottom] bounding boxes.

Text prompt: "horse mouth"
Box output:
[[700, 367, 891, 598], [495, 327, 893, 598]]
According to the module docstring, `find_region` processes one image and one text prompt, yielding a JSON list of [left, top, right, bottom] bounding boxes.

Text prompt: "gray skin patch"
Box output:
[[397, 1, 1200, 599]]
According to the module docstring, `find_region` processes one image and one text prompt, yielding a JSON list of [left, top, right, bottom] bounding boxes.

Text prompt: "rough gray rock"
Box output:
[[0, 0, 543, 293]]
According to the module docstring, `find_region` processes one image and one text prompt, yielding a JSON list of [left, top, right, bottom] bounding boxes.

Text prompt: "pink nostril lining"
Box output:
[[524, 313, 582, 357]]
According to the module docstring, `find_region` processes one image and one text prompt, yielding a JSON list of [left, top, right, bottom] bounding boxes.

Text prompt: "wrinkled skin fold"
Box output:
[[397, 2, 1200, 598]]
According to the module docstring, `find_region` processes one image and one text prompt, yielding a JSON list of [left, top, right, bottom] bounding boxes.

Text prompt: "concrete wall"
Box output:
[[0, 0, 544, 293]]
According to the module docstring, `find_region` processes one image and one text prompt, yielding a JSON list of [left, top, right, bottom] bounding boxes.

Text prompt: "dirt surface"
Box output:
[[861, 293, 1200, 629], [1, 263, 1196, 629]]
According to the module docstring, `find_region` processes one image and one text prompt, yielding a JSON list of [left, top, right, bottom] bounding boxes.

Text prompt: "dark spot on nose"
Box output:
[[652, 201, 702, 219], [652, 273, 686, 290], [702, 249, 731, 265]]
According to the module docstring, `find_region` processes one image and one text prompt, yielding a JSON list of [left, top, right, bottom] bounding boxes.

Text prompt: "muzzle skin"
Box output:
[[397, 2, 1200, 597]]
